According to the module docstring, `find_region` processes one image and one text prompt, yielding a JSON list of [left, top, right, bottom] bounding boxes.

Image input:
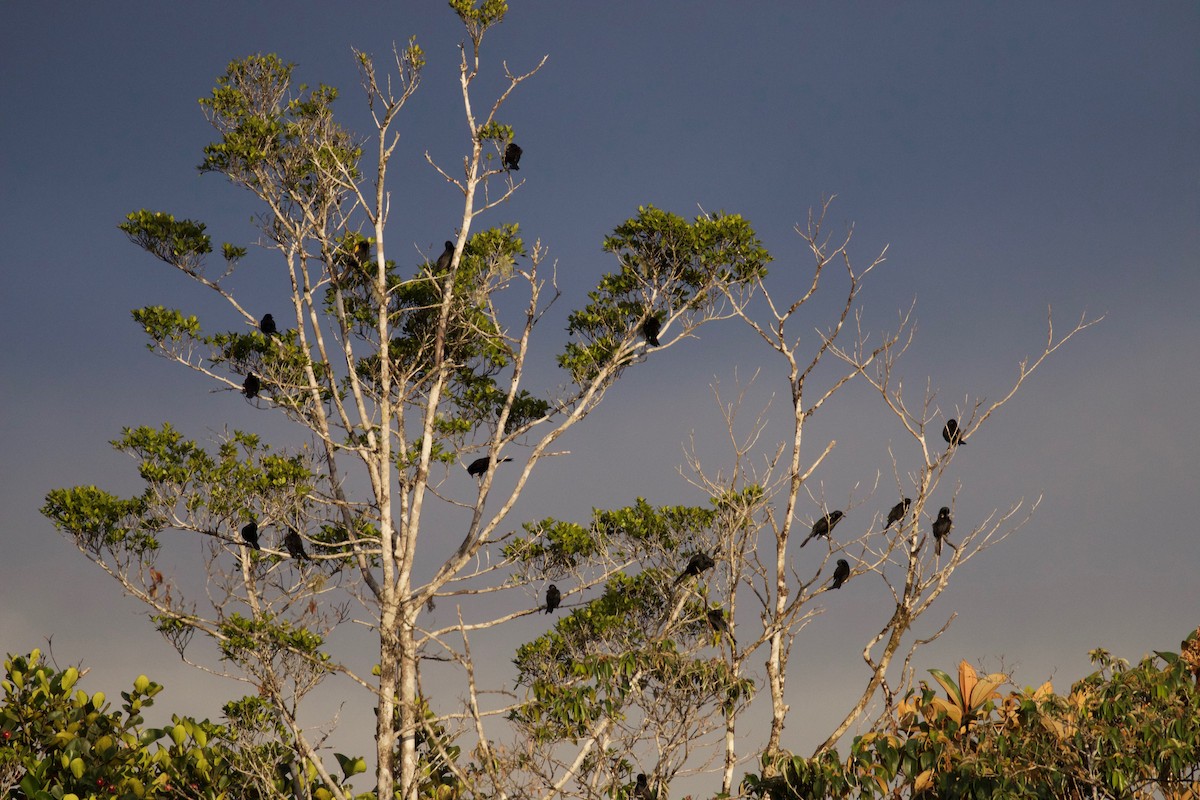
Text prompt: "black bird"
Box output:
[[674, 552, 715, 585], [885, 498, 912, 530], [831, 558, 850, 589], [242, 372, 261, 399], [354, 239, 371, 269], [800, 510, 844, 547], [435, 240, 455, 271], [932, 507, 953, 556], [503, 142, 522, 171], [240, 521, 260, 550], [260, 314, 277, 336], [642, 315, 661, 347], [545, 584, 561, 614], [942, 419, 968, 447], [284, 529, 309, 560], [466, 455, 513, 478], [633, 774, 653, 800], [706, 607, 735, 645]]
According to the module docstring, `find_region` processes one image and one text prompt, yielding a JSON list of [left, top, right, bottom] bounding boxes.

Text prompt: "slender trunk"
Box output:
[[764, 630, 788, 769], [399, 604, 420, 800], [377, 612, 400, 798]]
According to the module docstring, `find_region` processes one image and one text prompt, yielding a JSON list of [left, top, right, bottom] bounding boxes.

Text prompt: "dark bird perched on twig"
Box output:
[[354, 239, 371, 269], [503, 142, 522, 171], [800, 510, 844, 547], [435, 240, 455, 271], [633, 774, 654, 800], [284, 529, 309, 560], [545, 584, 561, 614], [674, 552, 715, 585], [467, 456, 513, 478], [240, 521, 260, 551], [942, 419, 967, 447], [706, 607, 735, 645], [641, 315, 661, 347], [242, 373, 261, 399], [932, 507, 953, 556], [260, 314, 277, 336], [831, 558, 850, 589], [885, 498, 912, 530]]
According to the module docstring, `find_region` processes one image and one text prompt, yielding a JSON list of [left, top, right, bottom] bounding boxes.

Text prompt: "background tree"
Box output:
[[39, 3, 1096, 800]]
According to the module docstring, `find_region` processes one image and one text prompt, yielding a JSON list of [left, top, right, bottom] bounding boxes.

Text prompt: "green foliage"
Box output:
[[131, 307, 201, 351], [559, 206, 771, 383], [0, 651, 370, 800], [197, 54, 361, 196], [119, 211, 212, 272], [41, 486, 157, 558], [742, 632, 1200, 799]]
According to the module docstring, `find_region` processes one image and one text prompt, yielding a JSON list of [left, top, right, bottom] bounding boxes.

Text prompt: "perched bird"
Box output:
[[800, 510, 844, 547], [831, 558, 850, 589], [942, 419, 968, 447], [932, 507, 953, 556], [503, 142, 522, 171], [242, 373, 261, 399], [545, 584, 561, 614], [885, 498, 912, 530], [633, 774, 654, 800], [706, 607, 735, 645], [284, 529, 309, 560], [466, 455, 513, 478], [354, 239, 371, 269], [642, 315, 661, 347], [674, 552, 715, 585], [260, 314, 277, 336], [240, 521, 260, 551], [435, 240, 455, 272]]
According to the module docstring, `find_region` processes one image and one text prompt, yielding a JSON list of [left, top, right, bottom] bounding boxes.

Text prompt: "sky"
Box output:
[[2, 0, 1198, 789]]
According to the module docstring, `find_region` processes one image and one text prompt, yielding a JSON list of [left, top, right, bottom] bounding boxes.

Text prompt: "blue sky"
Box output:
[[2, 0, 1198, 782]]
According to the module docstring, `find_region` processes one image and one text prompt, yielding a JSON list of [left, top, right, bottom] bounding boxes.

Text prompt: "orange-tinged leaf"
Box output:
[[1032, 680, 1054, 700], [929, 697, 963, 724], [914, 769, 934, 793], [928, 668, 962, 708], [968, 672, 1007, 710], [957, 660, 978, 710]]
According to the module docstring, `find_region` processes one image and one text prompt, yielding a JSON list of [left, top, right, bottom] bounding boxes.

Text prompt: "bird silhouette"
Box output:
[[832, 558, 850, 589], [240, 521, 260, 550], [260, 314, 277, 336], [932, 507, 953, 556], [885, 498, 912, 530], [633, 774, 654, 800], [800, 510, 844, 547], [467, 456, 513, 478], [503, 142, 522, 171], [435, 241, 454, 272], [942, 419, 967, 447], [354, 239, 370, 269], [284, 530, 309, 560], [242, 373, 261, 399], [642, 315, 661, 347], [675, 552, 715, 585], [544, 584, 561, 614], [706, 607, 735, 645]]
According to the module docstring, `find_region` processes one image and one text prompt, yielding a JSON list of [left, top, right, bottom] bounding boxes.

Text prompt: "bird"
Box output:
[[674, 552, 715, 585], [633, 774, 654, 800], [545, 584, 561, 614], [942, 419, 968, 447], [283, 529, 309, 560], [354, 239, 370, 269], [800, 510, 844, 547], [466, 455, 513, 478], [435, 241, 455, 271], [885, 498, 912, 530], [831, 558, 850, 589], [503, 142, 522, 171], [240, 521, 260, 550], [642, 315, 661, 347], [932, 507, 953, 556], [706, 607, 735, 645], [242, 373, 261, 399], [259, 314, 277, 336]]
